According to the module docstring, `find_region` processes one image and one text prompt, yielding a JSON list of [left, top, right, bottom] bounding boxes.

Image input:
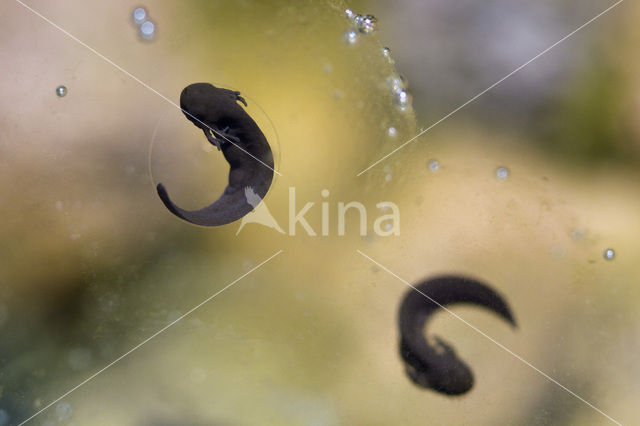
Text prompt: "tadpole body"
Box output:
[[398, 275, 516, 395], [156, 83, 274, 226]]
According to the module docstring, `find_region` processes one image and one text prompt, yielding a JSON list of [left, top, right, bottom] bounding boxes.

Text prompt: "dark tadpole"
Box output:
[[157, 83, 274, 226], [397, 275, 516, 395]]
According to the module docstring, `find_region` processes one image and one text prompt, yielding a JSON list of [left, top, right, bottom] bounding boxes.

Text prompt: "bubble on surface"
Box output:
[[385, 173, 392, 182], [344, 9, 355, 20], [140, 21, 155, 40], [384, 223, 392, 231], [603, 248, 615, 260], [67, 347, 92, 371], [0, 408, 8, 426], [132, 7, 146, 24], [495, 166, 509, 180], [55, 402, 72, 421], [393, 89, 412, 111], [55, 85, 67, 97], [428, 159, 440, 172], [356, 15, 377, 34], [387, 126, 397, 137], [343, 30, 358, 45], [387, 74, 408, 92], [382, 47, 394, 64]]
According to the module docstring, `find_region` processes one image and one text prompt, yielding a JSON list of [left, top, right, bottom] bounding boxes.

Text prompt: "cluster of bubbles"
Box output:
[[55, 85, 67, 97], [343, 9, 378, 45], [132, 7, 155, 40]]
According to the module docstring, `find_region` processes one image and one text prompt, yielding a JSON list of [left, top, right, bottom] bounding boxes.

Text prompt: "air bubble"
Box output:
[[140, 21, 155, 40], [387, 127, 397, 137], [55, 402, 72, 421], [393, 89, 412, 111], [67, 348, 91, 371], [571, 228, 584, 241], [385, 174, 392, 182], [132, 7, 146, 24], [603, 248, 615, 260], [345, 9, 355, 20], [343, 30, 358, 45], [495, 167, 509, 180], [55, 85, 67, 97], [387, 74, 408, 92], [356, 15, 377, 34], [428, 159, 440, 172]]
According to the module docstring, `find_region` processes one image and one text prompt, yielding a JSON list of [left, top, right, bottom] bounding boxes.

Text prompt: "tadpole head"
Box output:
[[180, 83, 220, 129], [400, 335, 474, 395]]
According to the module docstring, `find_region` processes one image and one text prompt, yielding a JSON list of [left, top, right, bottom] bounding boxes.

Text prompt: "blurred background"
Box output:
[[1, 0, 639, 425]]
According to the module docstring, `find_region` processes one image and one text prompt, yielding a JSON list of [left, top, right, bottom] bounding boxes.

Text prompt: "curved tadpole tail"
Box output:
[[398, 275, 517, 396], [156, 182, 253, 227]]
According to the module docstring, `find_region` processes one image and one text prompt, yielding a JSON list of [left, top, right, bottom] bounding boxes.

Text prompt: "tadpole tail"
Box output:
[[156, 182, 251, 227], [399, 275, 517, 332]]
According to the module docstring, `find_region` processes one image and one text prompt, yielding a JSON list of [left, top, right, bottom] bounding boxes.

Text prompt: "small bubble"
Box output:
[[393, 89, 412, 111], [356, 15, 377, 34], [140, 20, 155, 40], [384, 223, 393, 231], [387, 127, 397, 137], [382, 47, 393, 62], [495, 167, 509, 180], [132, 7, 146, 24], [428, 159, 440, 172], [571, 228, 584, 241], [55, 85, 67, 97], [343, 30, 358, 45], [385, 173, 392, 182], [345, 9, 355, 19], [67, 348, 92, 371], [55, 402, 72, 421], [603, 248, 615, 260], [387, 74, 408, 92]]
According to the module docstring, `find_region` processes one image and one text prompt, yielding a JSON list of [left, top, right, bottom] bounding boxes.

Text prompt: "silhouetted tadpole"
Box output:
[[157, 83, 274, 226], [397, 275, 516, 395]]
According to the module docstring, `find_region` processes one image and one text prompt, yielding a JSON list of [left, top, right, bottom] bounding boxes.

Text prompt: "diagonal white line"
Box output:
[[13, 0, 282, 177], [356, 0, 625, 176], [356, 249, 622, 426], [17, 250, 284, 426]]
